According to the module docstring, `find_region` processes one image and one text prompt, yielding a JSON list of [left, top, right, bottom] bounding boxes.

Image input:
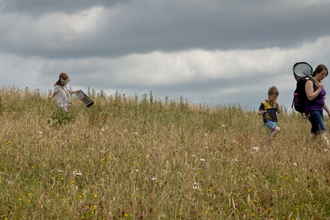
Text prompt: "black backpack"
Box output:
[[291, 62, 313, 114]]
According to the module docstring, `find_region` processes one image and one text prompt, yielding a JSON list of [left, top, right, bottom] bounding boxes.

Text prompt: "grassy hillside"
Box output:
[[0, 86, 330, 219]]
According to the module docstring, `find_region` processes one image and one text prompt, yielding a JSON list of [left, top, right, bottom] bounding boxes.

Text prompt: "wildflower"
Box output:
[[134, 132, 138, 135], [200, 158, 205, 162], [101, 128, 105, 132], [151, 177, 157, 181], [222, 125, 226, 127], [76, 173, 82, 176], [252, 147, 259, 151], [293, 163, 298, 166], [192, 155, 195, 157], [58, 170, 64, 173], [204, 134, 208, 136]]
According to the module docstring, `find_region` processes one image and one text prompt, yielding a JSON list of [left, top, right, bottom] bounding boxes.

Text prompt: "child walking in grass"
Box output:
[[258, 86, 281, 144], [48, 72, 78, 114]]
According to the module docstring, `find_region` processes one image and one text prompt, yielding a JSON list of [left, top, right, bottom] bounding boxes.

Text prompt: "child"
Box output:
[[48, 72, 78, 114], [258, 86, 281, 144]]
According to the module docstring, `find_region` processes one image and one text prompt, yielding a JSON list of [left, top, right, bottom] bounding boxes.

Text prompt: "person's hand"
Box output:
[[317, 81, 324, 90], [258, 110, 265, 115]]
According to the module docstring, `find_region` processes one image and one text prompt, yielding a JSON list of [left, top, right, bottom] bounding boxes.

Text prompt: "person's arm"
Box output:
[[323, 102, 330, 117], [69, 90, 79, 95], [258, 109, 265, 115], [306, 80, 323, 101], [48, 92, 57, 99], [258, 103, 265, 115], [274, 101, 281, 114]]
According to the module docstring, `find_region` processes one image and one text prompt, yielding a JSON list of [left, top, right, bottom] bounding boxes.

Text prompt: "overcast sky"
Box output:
[[1, 0, 330, 111]]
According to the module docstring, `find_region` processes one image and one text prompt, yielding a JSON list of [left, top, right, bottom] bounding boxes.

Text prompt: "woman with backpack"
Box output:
[[305, 64, 330, 147]]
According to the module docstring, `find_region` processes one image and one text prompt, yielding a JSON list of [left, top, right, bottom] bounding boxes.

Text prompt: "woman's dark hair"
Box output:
[[312, 64, 328, 77]]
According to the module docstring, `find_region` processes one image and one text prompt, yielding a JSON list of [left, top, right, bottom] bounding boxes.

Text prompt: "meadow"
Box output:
[[1, 86, 330, 220]]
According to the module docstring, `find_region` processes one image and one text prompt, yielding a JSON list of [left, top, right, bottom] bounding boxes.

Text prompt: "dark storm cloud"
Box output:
[[1, 0, 330, 59], [1, 0, 129, 15]]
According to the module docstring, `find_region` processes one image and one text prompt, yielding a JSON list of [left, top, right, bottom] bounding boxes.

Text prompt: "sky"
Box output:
[[1, 0, 330, 111]]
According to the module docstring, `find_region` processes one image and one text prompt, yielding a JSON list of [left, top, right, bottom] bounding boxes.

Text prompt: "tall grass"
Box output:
[[1, 86, 330, 219]]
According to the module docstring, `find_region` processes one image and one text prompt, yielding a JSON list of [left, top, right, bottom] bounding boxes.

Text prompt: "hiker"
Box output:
[[258, 86, 281, 144], [305, 64, 330, 147], [48, 73, 79, 114]]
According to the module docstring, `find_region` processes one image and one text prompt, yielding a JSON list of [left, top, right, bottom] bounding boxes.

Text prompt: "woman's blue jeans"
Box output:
[[308, 110, 326, 134]]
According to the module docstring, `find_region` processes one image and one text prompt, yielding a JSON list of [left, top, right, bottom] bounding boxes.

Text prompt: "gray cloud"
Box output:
[[1, 0, 330, 59]]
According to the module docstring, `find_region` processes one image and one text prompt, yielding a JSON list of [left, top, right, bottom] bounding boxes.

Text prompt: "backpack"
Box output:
[[291, 62, 313, 114]]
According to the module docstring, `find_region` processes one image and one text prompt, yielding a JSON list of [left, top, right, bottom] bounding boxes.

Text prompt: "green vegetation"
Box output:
[[0, 86, 330, 219]]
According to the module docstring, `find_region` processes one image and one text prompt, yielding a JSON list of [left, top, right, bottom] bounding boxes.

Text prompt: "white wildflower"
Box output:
[[58, 170, 64, 173], [76, 173, 83, 176], [200, 158, 205, 162], [151, 177, 157, 181], [252, 147, 259, 151]]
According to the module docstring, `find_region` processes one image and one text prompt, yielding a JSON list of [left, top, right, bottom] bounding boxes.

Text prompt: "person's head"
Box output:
[[54, 72, 70, 86], [267, 86, 279, 103], [312, 64, 328, 81]]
